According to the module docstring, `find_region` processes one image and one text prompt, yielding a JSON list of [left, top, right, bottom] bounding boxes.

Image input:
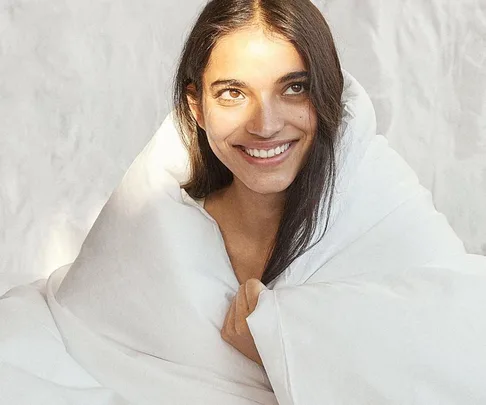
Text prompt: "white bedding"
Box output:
[[0, 280, 128, 404], [1, 71, 485, 404]]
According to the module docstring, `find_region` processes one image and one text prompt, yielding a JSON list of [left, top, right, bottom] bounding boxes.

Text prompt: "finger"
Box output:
[[235, 284, 251, 335], [221, 299, 234, 335], [222, 296, 237, 337], [236, 284, 249, 315], [246, 278, 267, 313]]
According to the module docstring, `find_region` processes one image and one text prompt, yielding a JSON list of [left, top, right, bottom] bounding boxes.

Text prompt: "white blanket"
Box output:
[[1, 71, 485, 405]]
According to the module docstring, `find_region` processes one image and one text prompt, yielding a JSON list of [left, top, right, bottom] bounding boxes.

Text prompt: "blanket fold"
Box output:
[[247, 257, 486, 404]]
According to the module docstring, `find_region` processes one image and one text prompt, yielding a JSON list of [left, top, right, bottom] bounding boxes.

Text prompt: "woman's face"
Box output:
[[189, 26, 317, 195]]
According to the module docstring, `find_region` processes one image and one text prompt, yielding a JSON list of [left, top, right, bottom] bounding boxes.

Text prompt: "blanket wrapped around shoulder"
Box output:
[[1, 70, 485, 405]]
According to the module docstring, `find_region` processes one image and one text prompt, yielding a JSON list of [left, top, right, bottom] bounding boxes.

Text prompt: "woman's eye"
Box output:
[[284, 83, 307, 96], [220, 88, 244, 101]]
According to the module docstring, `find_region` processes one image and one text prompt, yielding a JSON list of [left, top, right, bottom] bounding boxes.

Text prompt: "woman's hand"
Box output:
[[221, 278, 268, 367]]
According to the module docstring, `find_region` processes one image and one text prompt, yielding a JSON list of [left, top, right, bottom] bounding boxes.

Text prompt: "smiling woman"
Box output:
[[173, 0, 343, 287]]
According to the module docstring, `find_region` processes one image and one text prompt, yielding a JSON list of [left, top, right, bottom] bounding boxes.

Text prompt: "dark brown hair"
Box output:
[[172, 0, 344, 286]]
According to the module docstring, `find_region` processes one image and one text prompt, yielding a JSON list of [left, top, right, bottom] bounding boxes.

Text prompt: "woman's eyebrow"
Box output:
[[210, 70, 308, 89]]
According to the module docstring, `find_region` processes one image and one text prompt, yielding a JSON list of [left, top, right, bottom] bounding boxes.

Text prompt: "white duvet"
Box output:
[[1, 71, 485, 405]]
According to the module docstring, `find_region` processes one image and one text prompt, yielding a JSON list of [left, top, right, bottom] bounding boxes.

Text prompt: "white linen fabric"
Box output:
[[0, 70, 485, 404]]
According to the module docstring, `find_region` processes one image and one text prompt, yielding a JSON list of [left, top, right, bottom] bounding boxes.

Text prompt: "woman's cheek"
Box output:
[[205, 107, 245, 142], [287, 104, 316, 131]]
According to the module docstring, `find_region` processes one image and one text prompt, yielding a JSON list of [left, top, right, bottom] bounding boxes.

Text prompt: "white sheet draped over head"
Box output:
[[39, 70, 486, 405]]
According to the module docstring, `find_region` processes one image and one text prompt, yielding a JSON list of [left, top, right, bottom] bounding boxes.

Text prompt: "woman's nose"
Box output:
[[245, 101, 284, 138]]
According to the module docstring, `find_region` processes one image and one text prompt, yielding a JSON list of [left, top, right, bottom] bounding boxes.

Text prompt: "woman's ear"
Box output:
[[186, 84, 206, 131]]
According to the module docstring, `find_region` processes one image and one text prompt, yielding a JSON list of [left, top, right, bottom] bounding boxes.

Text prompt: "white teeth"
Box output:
[[243, 143, 291, 159]]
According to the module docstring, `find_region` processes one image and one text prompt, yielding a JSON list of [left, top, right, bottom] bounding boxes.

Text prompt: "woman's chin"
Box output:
[[242, 178, 293, 196]]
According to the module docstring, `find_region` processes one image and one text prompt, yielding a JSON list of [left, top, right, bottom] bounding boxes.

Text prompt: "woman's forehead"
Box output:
[[204, 27, 306, 88]]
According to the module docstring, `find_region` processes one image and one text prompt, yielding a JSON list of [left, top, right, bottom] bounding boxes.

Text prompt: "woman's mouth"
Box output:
[[242, 142, 291, 158], [235, 141, 297, 167]]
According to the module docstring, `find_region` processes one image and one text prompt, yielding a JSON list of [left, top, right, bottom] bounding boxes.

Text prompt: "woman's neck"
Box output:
[[206, 179, 285, 245]]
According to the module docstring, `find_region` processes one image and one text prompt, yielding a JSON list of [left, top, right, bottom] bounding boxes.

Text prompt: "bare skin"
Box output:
[[204, 184, 281, 284]]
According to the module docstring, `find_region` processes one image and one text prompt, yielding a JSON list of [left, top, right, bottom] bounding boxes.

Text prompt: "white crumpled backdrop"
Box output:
[[1, 0, 485, 287]]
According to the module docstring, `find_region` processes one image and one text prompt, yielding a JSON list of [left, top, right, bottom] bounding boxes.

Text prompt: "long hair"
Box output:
[[172, 0, 344, 286]]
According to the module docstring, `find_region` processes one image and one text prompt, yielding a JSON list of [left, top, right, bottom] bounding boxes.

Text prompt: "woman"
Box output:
[[171, 0, 343, 368], [1, 0, 485, 404]]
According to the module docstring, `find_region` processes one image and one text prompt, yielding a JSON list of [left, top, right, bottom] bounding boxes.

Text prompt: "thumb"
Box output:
[[245, 278, 269, 313]]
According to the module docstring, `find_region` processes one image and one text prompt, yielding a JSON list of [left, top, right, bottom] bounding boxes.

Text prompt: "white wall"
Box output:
[[0, 0, 484, 280]]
